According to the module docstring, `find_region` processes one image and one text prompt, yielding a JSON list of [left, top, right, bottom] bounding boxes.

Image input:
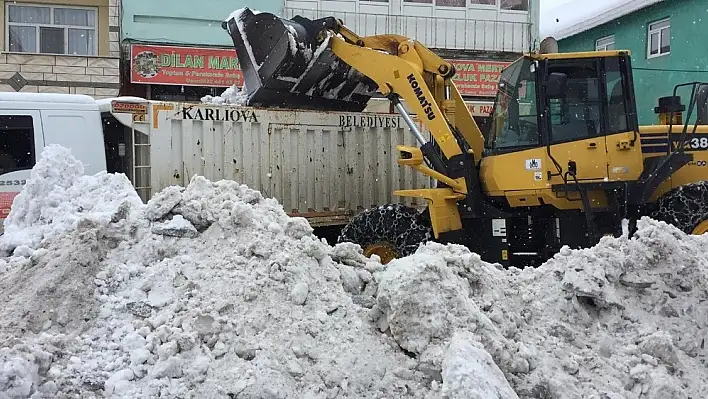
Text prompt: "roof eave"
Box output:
[[553, 0, 664, 41]]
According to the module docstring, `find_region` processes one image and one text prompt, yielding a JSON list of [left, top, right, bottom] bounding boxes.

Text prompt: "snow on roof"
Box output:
[[0, 92, 97, 104], [543, 0, 664, 40]]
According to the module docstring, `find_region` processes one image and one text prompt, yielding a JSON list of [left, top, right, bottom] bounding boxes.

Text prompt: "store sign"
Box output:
[[447, 60, 510, 97], [111, 101, 147, 114], [129, 43, 508, 97], [130, 44, 243, 87], [466, 101, 495, 117]]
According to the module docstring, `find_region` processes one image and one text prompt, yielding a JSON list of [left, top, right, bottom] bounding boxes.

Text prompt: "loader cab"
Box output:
[[481, 51, 644, 196], [486, 52, 638, 153]]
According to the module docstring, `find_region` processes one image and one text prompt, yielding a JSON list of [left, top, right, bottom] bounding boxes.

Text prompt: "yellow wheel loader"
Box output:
[[223, 8, 708, 267]]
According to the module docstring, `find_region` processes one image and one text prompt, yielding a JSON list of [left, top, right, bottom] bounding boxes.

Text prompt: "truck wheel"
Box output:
[[650, 182, 708, 235], [338, 204, 433, 264]]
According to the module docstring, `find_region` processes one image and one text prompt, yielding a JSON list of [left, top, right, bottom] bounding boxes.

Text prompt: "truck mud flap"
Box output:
[[222, 8, 379, 112]]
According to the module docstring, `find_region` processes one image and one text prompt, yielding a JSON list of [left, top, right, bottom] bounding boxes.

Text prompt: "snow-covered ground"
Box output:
[[1, 145, 707, 398]]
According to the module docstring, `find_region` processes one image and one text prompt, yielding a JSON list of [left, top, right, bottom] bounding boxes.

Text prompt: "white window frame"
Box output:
[[5, 3, 99, 56], [595, 35, 615, 51], [647, 17, 670, 59], [500, 0, 528, 12]]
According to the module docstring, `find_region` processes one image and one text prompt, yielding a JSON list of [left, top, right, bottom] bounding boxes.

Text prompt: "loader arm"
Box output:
[[327, 28, 486, 162], [223, 9, 486, 177], [224, 8, 488, 236]]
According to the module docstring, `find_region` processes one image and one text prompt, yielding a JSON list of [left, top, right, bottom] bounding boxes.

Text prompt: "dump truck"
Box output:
[[0, 92, 432, 233], [224, 8, 708, 267]]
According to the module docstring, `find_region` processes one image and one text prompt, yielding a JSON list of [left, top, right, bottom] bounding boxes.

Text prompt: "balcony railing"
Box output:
[[284, 7, 532, 53]]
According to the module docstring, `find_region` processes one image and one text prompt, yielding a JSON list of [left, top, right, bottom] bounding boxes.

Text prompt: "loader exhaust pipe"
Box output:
[[222, 8, 379, 111]]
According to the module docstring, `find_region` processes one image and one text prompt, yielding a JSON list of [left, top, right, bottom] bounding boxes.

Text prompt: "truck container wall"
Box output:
[[139, 101, 433, 227]]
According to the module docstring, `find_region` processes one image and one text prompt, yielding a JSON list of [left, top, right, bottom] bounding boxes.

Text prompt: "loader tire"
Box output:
[[649, 181, 708, 235], [338, 204, 433, 264]]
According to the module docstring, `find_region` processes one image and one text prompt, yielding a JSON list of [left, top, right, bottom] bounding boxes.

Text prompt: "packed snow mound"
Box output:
[[0, 147, 442, 398], [201, 85, 248, 105], [373, 222, 708, 398], [0, 144, 144, 255], [2, 145, 708, 398]]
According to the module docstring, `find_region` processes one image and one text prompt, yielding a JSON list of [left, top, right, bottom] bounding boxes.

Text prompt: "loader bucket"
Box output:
[[222, 8, 379, 112]]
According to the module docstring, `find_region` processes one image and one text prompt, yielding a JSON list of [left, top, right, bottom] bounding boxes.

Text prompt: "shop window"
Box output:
[[404, 0, 433, 3], [0, 115, 36, 175], [437, 0, 465, 6], [595, 35, 615, 51], [6, 4, 97, 55], [470, 0, 496, 4], [150, 85, 222, 102], [648, 18, 670, 58], [501, 0, 528, 11]]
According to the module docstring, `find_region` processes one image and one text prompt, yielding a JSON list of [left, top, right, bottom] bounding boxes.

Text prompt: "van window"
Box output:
[[0, 115, 36, 175]]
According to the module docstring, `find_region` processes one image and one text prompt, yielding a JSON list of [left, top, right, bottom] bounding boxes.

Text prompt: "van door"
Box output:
[[40, 109, 106, 175], [0, 111, 44, 225]]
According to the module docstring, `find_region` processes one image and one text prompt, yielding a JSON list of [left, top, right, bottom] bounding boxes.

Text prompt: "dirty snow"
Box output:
[[200, 85, 248, 105], [1, 145, 708, 398], [0, 145, 144, 254]]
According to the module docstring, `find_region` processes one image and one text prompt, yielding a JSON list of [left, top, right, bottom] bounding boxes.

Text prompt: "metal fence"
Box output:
[[284, 7, 532, 53]]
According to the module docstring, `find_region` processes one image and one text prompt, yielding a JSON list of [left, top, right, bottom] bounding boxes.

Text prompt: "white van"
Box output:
[[0, 92, 147, 226], [0, 93, 109, 222]]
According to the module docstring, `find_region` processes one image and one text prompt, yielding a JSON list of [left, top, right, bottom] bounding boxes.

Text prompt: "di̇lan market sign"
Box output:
[[130, 44, 244, 88], [129, 44, 509, 96]]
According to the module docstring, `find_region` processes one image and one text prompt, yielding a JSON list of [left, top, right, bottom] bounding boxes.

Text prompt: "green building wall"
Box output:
[[120, 0, 283, 48], [557, 0, 708, 125]]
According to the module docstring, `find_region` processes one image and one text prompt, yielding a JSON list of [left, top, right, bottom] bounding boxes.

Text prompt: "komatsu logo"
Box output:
[[407, 74, 436, 121]]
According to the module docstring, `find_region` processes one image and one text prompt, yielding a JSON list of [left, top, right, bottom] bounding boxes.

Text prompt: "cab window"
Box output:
[[547, 60, 602, 144], [0, 115, 35, 175], [605, 57, 629, 133], [488, 58, 539, 152]]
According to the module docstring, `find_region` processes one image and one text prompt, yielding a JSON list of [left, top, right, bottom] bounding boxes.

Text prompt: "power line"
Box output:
[[634, 67, 708, 73]]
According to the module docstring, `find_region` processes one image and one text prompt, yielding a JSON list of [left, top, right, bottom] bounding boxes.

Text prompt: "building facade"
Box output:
[[119, 0, 539, 127], [119, 0, 283, 101], [0, 0, 120, 98], [284, 0, 537, 54], [286, 0, 539, 124], [556, 0, 708, 125]]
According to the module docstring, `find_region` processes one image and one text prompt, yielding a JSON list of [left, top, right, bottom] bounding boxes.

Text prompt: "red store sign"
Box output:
[[130, 44, 243, 88], [446, 59, 510, 97], [129, 44, 510, 97]]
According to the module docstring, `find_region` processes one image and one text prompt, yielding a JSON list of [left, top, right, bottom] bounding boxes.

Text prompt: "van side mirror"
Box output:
[[546, 72, 568, 99]]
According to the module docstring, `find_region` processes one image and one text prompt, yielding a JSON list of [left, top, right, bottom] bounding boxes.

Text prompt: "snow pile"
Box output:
[[375, 228, 708, 397], [0, 145, 144, 255], [0, 147, 436, 398], [2, 145, 708, 398], [200, 85, 248, 106]]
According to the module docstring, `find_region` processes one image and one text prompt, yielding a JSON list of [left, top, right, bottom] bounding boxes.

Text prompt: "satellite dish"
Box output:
[[539, 37, 559, 54]]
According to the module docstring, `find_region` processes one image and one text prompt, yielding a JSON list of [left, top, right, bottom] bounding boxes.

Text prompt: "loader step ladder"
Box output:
[[133, 128, 152, 203]]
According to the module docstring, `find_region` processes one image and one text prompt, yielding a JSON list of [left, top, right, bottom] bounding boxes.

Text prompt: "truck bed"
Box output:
[[116, 100, 433, 227]]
